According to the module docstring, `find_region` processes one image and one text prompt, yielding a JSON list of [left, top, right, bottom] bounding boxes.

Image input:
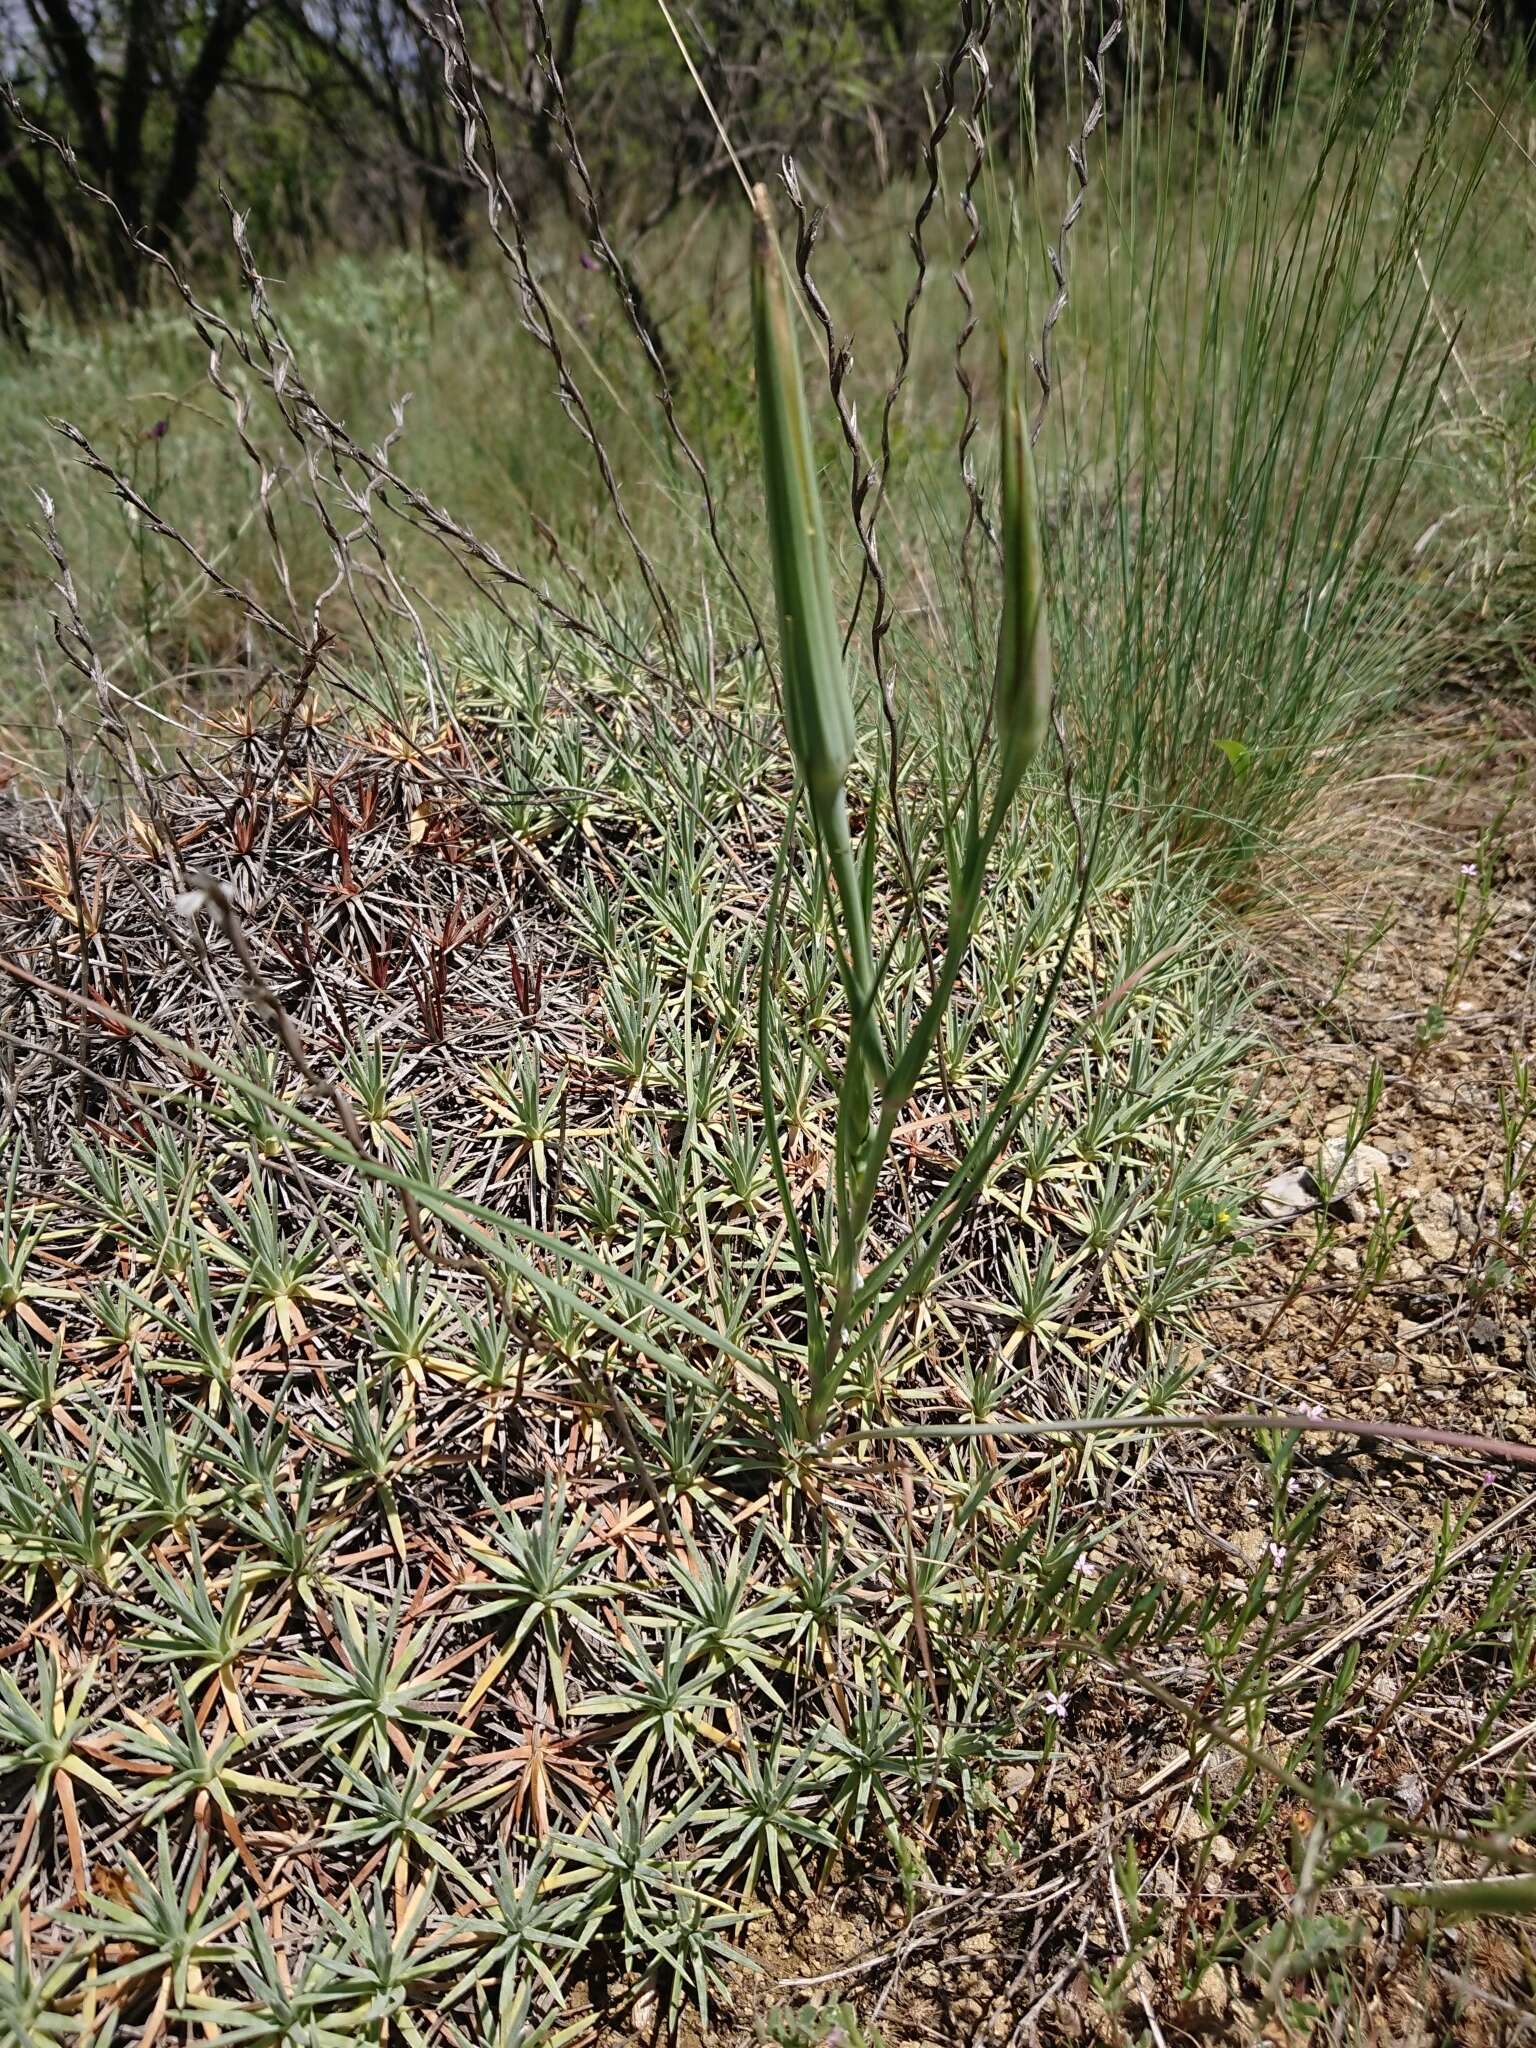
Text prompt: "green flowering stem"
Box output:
[[991, 340, 1052, 812], [752, 185, 1057, 1435], [751, 183, 884, 1090]]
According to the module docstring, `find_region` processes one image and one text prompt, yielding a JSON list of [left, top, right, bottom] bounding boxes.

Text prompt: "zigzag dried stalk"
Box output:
[[954, 0, 998, 591], [523, 0, 766, 658], [1032, 0, 1126, 439], [1, 83, 654, 705], [412, 0, 685, 668]]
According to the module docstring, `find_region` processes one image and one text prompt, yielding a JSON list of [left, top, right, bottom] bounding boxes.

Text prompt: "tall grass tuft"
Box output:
[[1040, 1, 1498, 874]]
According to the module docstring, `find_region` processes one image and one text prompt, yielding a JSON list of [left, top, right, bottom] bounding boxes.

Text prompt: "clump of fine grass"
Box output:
[[1052, 7, 1485, 871]]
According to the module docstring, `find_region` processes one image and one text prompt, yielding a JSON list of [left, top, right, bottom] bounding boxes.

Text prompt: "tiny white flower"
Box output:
[[1267, 1540, 1288, 1569], [1042, 1689, 1071, 1723]]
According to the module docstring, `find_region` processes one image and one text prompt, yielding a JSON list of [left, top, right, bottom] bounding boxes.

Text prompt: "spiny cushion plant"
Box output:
[[1, 500, 1528, 2047], [3, 668, 1530, 2041], [0, 307, 1284, 2031]]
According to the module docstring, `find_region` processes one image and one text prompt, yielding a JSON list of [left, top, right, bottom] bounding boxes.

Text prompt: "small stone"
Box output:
[[1259, 1169, 1314, 1220], [1305, 1138, 1393, 1203], [1209, 1833, 1237, 1866], [1411, 1190, 1461, 1263], [1397, 1255, 1426, 1281], [1469, 1317, 1501, 1352], [1326, 1246, 1361, 1278], [1189, 1964, 1230, 2022], [1000, 1764, 1035, 1799]]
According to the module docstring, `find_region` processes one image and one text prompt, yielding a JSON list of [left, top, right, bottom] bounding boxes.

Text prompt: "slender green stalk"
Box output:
[[750, 185, 878, 1058], [751, 211, 1060, 1436]]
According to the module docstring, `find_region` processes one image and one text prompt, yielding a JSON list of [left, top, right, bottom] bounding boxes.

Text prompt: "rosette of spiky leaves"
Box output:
[[318, 1744, 484, 1892], [459, 1482, 613, 1717], [279, 1592, 461, 1767], [59, 1826, 244, 2006], [115, 1538, 275, 1699], [0, 1647, 118, 1889], [697, 1720, 834, 1899], [442, 1845, 581, 2009], [0, 1891, 86, 2045], [115, 1673, 298, 1832], [575, 1629, 724, 1795]]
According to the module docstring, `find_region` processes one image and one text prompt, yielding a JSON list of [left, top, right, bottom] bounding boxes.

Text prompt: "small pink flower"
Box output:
[[1267, 1540, 1288, 1568], [1460, 862, 1479, 879], [1042, 1689, 1071, 1723]]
